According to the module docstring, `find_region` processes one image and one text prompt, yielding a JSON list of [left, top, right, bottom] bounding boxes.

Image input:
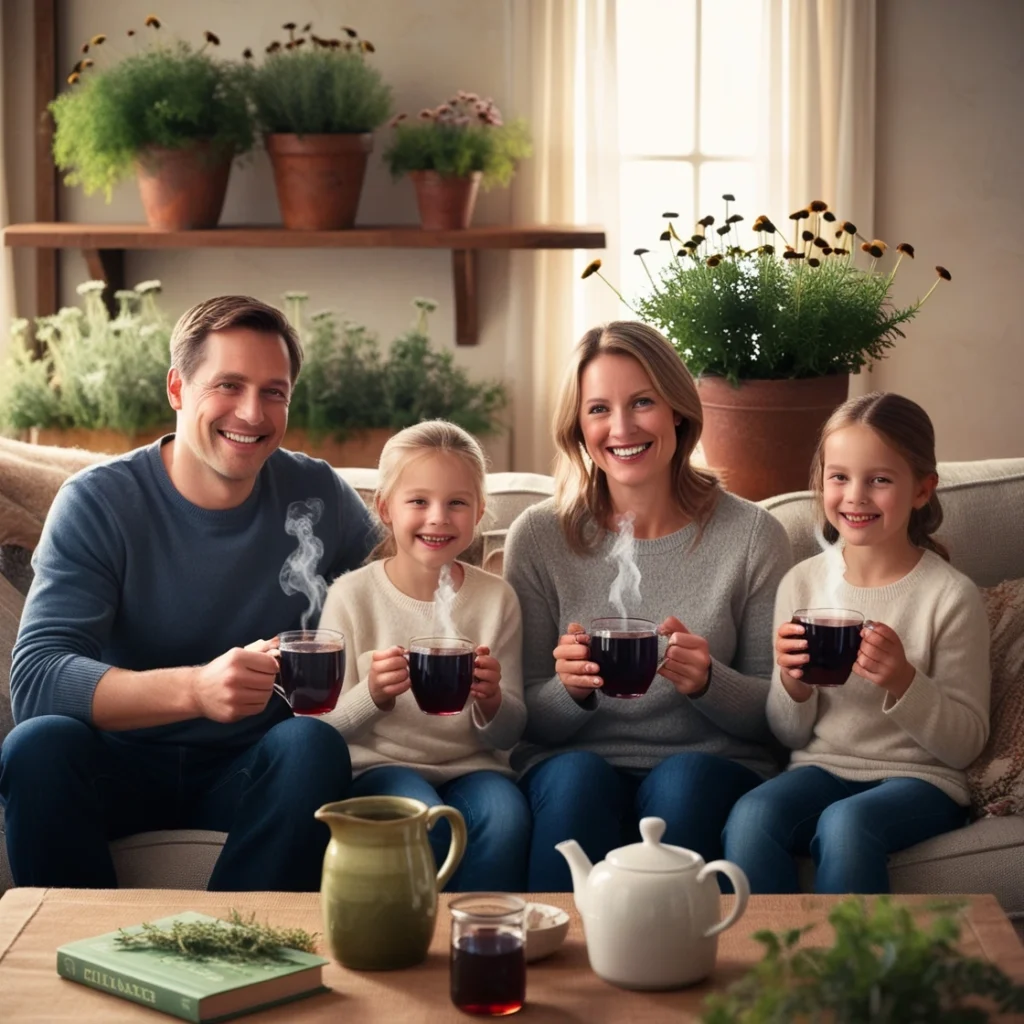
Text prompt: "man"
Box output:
[[0, 295, 375, 890]]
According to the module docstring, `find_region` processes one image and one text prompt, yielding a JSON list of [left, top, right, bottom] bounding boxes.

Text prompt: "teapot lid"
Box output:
[[607, 817, 701, 873]]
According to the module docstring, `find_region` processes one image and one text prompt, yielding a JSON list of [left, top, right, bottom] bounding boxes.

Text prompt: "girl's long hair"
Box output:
[[553, 320, 720, 555], [369, 420, 487, 561], [809, 391, 949, 560]]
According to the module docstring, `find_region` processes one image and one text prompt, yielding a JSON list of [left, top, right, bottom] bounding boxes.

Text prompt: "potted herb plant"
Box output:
[[50, 17, 253, 230], [244, 23, 393, 230], [584, 196, 951, 500], [384, 93, 532, 230]]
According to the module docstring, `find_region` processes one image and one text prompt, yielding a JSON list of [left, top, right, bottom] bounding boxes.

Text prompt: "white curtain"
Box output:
[[506, 0, 620, 474], [0, 9, 16, 359], [758, 0, 877, 396]]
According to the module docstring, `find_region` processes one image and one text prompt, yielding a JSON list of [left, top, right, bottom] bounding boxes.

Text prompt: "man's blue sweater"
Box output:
[[10, 440, 376, 746]]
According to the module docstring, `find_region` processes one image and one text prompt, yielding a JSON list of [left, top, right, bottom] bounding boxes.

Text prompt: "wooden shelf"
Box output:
[[3, 223, 606, 345]]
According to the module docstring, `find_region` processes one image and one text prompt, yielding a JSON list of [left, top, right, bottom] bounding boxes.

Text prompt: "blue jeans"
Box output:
[[350, 765, 531, 892], [0, 710, 352, 891], [722, 766, 968, 894], [520, 750, 764, 892]]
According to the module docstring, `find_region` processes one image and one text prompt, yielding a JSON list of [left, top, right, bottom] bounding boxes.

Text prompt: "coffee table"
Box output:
[[1, 889, 1022, 1022]]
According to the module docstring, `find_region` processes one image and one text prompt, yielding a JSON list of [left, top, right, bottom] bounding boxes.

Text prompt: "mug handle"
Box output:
[[425, 804, 468, 890], [697, 860, 750, 938]]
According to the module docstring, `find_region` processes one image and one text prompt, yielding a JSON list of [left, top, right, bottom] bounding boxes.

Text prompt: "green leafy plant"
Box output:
[[285, 294, 508, 438], [244, 22, 392, 135], [0, 280, 172, 435], [583, 197, 951, 383], [50, 18, 253, 200], [702, 896, 1024, 1023], [115, 910, 318, 963], [384, 92, 532, 188]]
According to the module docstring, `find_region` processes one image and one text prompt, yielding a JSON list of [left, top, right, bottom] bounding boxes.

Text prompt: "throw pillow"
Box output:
[[967, 577, 1024, 817]]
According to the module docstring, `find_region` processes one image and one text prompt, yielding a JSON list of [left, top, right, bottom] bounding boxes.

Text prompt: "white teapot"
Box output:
[[556, 816, 749, 990]]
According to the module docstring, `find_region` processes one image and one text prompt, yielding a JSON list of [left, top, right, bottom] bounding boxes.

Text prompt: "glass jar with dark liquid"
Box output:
[[450, 894, 526, 1016]]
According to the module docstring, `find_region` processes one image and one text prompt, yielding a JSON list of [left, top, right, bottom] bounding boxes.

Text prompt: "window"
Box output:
[[616, 0, 764, 310]]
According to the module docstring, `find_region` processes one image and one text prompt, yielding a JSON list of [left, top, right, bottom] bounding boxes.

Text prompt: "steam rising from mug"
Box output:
[[607, 512, 642, 619], [432, 562, 459, 637], [280, 498, 328, 629], [814, 524, 846, 607]]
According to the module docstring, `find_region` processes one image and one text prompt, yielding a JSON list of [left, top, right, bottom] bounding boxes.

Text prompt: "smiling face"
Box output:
[[167, 327, 292, 505], [378, 451, 484, 573], [578, 352, 682, 495], [822, 423, 935, 552]]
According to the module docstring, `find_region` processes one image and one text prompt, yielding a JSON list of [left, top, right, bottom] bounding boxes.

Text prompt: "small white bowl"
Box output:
[[525, 902, 571, 962]]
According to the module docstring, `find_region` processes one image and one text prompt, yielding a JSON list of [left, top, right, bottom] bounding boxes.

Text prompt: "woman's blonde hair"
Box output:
[[809, 391, 949, 560], [369, 420, 487, 561], [553, 320, 720, 555]]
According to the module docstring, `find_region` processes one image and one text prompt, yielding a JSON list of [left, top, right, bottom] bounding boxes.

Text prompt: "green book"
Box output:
[[56, 911, 329, 1023]]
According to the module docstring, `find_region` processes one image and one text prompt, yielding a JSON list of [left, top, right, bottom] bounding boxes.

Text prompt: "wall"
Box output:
[[4, 0, 520, 468], [872, 0, 1024, 459]]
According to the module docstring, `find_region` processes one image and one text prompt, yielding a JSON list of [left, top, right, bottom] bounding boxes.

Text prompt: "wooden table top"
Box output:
[[1, 888, 1021, 1022]]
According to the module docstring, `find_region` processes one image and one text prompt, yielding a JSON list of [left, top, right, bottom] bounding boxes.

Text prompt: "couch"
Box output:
[[1, 447, 1022, 934]]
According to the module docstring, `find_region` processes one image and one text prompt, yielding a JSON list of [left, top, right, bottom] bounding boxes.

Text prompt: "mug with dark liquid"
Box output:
[[408, 636, 475, 715], [792, 608, 864, 687], [589, 617, 660, 699], [276, 628, 345, 714], [450, 893, 526, 1016]]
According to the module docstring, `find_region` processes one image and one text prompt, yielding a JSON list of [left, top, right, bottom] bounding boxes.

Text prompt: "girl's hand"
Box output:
[[657, 617, 712, 697], [855, 621, 916, 699], [471, 645, 502, 721], [368, 646, 410, 710], [554, 622, 602, 702], [776, 622, 815, 703]]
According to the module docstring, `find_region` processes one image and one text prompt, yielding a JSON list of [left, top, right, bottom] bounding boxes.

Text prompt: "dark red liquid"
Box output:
[[278, 642, 345, 714], [794, 617, 861, 687], [409, 649, 473, 715], [592, 632, 659, 698], [450, 929, 525, 1016]]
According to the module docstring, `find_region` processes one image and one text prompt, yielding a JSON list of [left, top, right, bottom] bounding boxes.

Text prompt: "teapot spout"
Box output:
[[555, 840, 593, 914]]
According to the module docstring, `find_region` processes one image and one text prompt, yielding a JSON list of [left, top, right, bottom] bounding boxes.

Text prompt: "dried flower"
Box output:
[[897, 242, 916, 258], [659, 230, 671, 242], [822, 211, 836, 222], [266, 41, 281, 53], [82, 58, 95, 69], [813, 237, 828, 249], [204, 30, 220, 45], [716, 225, 731, 236], [789, 209, 810, 221], [282, 22, 297, 31], [870, 239, 888, 254], [633, 248, 650, 256], [842, 221, 857, 235], [81, 43, 90, 54], [361, 40, 376, 53], [727, 214, 744, 225], [801, 230, 814, 242], [808, 257, 821, 267], [809, 200, 828, 212], [144, 15, 161, 29], [662, 211, 679, 219], [90, 34, 106, 45], [342, 25, 358, 38], [706, 255, 723, 267], [302, 22, 312, 32], [242, 47, 253, 59], [936, 266, 952, 281], [722, 193, 735, 202], [698, 215, 715, 228], [67, 71, 81, 85], [581, 259, 602, 279]]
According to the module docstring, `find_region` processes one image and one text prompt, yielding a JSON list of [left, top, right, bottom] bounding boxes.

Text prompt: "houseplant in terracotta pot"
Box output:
[[245, 23, 393, 230], [384, 93, 532, 230], [49, 17, 253, 229], [583, 197, 951, 500]]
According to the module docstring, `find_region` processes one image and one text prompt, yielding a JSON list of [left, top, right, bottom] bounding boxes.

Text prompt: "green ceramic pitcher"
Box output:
[[315, 795, 467, 970]]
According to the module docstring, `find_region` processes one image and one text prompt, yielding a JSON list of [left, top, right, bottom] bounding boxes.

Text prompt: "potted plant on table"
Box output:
[[583, 197, 952, 500], [50, 17, 253, 230], [384, 93, 532, 230], [244, 23, 393, 230]]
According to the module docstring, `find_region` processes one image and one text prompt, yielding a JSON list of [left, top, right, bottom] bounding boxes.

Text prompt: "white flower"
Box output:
[[134, 280, 163, 295], [76, 281, 106, 296]]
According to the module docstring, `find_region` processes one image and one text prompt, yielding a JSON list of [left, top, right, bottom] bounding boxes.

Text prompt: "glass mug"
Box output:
[[408, 636, 475, 715], [450, 893, 526, 1016], [792, 608, 865, 687], [274, 628, 345, 714], [588, 617, 661, 698]]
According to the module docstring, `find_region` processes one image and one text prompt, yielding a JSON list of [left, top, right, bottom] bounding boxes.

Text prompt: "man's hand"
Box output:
[[471, 645, 503, 721], [554, 622, 602, 703], [657, 616, 712, 697], [189, 646, 281, 723], [368, 646, 411, 710], [776, 621, 816, 702]]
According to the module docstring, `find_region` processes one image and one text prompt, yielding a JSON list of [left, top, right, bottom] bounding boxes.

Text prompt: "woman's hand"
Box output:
[[657, 617, 712, 697], [554, 622, 602, 703], [471, 645, 503, 721], [368, 646, 410, 710], [855, 621, 916, 699], [775, 622, 815, 703]]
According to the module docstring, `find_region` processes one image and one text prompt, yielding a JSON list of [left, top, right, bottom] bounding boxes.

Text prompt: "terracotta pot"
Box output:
[[266, 133, 373, 230], [284, 427, 394, 467], [696, 375, 850, 501], [409, 171, 482, 230], [135, 142, 233, 230], [25, 426, 172, 454]]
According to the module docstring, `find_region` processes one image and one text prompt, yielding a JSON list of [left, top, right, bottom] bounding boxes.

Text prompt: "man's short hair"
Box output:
[[169, 295, 303, 383]]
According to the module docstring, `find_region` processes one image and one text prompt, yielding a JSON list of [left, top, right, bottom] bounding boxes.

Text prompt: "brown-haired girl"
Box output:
[[723, 392, 991, 893]]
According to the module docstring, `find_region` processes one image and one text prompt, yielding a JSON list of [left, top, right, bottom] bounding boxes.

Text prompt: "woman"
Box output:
[[503, 321, 793, 891]]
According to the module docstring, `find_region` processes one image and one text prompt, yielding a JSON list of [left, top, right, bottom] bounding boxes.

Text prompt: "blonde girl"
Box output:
[[320, 421, 529, 891], [723, 392, 990, 893]]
